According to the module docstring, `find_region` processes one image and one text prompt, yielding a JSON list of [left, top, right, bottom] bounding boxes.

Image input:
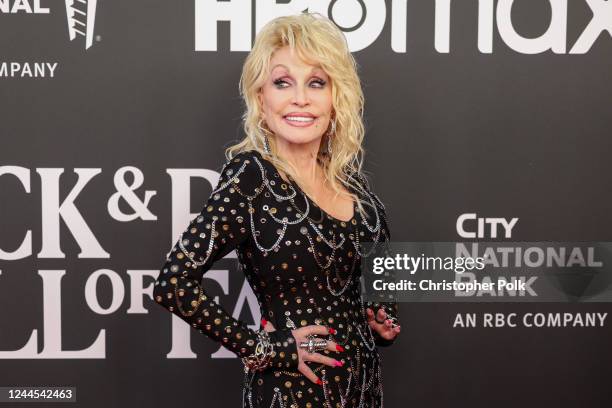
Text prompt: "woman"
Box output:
[[153, 12, 400, 408]]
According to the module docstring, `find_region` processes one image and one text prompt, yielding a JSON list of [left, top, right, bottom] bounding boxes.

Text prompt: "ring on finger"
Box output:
[[299, 334, 328, 354]]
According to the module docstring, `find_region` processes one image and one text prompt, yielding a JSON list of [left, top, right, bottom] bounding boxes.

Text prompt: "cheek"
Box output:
[[314, 91, 333, 112], [262, 89, 290, 114]]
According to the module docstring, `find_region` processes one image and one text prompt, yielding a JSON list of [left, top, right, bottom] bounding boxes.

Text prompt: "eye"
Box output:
[[272, 78, 327, 89], [273, 78, 289, 89], [310, 79, 326, 88]]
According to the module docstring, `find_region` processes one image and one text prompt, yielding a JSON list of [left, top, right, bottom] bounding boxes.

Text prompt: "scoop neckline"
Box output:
[[249, 149, 358, 224]]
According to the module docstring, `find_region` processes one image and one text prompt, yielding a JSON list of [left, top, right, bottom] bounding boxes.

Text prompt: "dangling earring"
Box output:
[[327, 118, 336, 137], [264, 134, 271, 155], [326, 118, 336, 155], [257, 117, 272, 155]]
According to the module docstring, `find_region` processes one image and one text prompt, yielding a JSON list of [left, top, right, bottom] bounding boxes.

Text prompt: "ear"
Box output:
[[257, 93, 266, 117], [257, 89, 264, 115]]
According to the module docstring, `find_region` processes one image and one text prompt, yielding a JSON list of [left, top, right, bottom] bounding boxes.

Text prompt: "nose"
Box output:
[[292, 83, 309, 106]]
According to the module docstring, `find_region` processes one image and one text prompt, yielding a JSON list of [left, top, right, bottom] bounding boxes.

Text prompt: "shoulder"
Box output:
[[215, 150, 265, 196], [350, 170, 391, 240], [349, 171, 386, 212], [222, 149, 297, 197], [221, 150, 264, 181], [219, 150, 259, 174]]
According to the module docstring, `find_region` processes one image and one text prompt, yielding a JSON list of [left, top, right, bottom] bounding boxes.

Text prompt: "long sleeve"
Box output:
[[153, 151, 298, 368], [153, 152, 260, 357], [363, 184, 400, 347]]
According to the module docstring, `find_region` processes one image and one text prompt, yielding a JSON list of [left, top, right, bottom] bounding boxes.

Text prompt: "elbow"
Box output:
[[152, 267, 171, 310], [152, 279, 164, 306]]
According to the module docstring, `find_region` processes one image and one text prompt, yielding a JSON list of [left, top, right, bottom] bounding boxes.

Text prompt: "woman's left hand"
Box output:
[[366, 308, 401, 341]]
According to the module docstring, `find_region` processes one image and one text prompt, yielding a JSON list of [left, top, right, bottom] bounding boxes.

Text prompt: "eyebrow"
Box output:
[[271, 64, 324, 75]]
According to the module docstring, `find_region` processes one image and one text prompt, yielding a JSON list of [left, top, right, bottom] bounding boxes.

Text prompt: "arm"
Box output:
[[153, 151, 298, 370], [363, 184, 400, 347]]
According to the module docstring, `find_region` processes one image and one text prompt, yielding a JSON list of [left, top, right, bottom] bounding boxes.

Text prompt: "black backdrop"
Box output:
[[1, 0, 611, 407]]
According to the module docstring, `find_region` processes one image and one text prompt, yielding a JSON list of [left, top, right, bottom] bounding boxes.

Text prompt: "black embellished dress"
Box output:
[[153, 149, 398, 408]]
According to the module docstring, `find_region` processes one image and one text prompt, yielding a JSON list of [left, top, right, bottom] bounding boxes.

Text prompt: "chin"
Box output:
[[276, 130, 322, 146]]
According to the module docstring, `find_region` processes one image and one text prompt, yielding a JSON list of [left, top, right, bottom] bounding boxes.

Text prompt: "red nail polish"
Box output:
[[334, 360, 343, 367], [261, 318, 267, 327], [316, 378, 323, 386], [328, 327, 336, 335], [335, 344, 345, 352]]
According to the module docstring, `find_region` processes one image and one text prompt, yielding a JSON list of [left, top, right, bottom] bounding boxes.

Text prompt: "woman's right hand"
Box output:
[[263, 320, 344, 385]]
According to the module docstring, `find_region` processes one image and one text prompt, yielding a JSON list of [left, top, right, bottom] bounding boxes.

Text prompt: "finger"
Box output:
[[298, 362, 322, 385], [264, 321, 276, 333], [293, 325, 323, 338], [380, 326, 401, 340], [369, 321, 384, 336], [367, 319, 380, 332], [384, 319, 393, 329], [370, 319, 394, 337], [366, 308, 375, 322], [304, 352, 343, 368], [380, 331, 395, 340], [326, 339, 344, 353], [303, 325, 332, 337], [368, 317, 383, 330], [376, 308, 387, 322]]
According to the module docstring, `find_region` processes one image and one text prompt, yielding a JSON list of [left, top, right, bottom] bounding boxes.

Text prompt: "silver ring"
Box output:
[[299, 334, 328, 354]]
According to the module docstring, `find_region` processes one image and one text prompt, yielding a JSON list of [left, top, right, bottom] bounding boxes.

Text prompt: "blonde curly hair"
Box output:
[[226, 12, 374, 216]]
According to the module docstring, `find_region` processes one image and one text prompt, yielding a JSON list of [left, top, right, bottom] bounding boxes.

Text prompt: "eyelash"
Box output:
[[273, 78, 326, 89]]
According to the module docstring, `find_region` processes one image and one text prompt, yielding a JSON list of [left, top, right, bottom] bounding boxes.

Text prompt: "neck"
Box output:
[[275, 139, 323, 186]]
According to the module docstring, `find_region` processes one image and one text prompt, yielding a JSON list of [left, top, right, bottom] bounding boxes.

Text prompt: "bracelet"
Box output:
[[242, 330, 274, 372]]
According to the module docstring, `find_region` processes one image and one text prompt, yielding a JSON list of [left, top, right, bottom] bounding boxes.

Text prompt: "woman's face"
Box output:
[[258, 46, 333, 152]]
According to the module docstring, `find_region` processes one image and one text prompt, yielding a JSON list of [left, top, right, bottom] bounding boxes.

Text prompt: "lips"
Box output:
[[283, 113, 316, 127], [283, 112, 316, 118]]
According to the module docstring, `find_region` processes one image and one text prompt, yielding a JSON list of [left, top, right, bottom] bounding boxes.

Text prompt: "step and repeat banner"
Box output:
[[1, 1, 611, 407]]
